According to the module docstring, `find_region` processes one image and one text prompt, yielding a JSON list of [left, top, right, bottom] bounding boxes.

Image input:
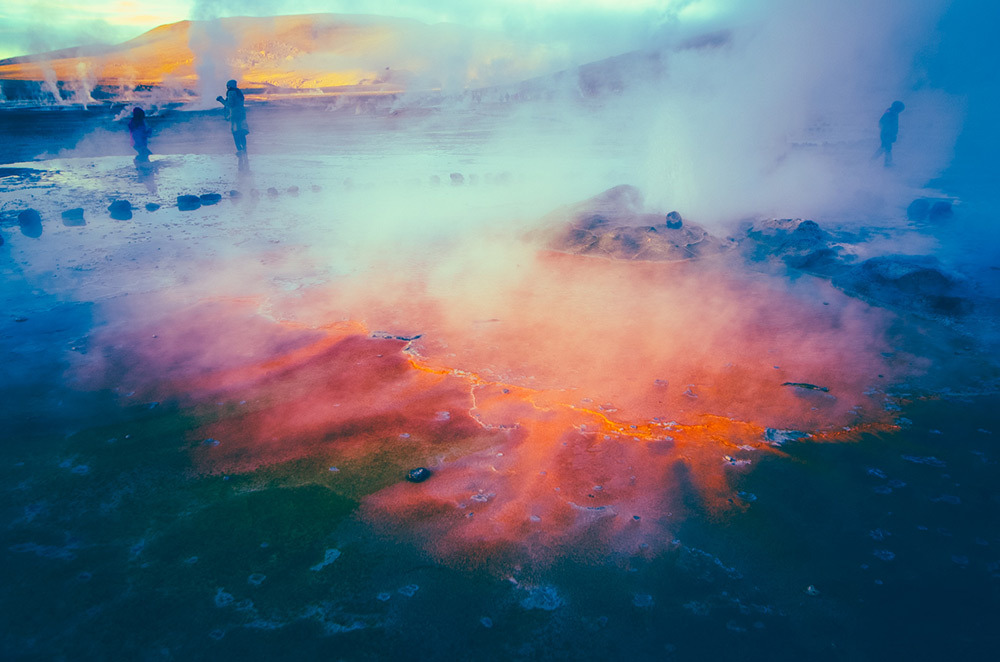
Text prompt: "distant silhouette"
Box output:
[[874, 100, 905, 167], [216, 80, 249, 162], [128, 107, 152, 162]]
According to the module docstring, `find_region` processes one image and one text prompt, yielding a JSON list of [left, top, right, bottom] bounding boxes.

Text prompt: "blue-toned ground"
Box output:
[[1, 102, 998, 661]]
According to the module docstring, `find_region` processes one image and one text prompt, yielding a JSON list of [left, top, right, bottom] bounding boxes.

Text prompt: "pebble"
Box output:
[[406, 467, 431, 483]]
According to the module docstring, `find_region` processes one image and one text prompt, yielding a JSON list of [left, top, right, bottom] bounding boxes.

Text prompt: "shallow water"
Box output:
[[1, 103, 998, 660]]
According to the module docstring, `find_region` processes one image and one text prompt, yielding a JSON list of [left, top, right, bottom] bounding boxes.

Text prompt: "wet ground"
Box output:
[[1, 104, 998, 660]]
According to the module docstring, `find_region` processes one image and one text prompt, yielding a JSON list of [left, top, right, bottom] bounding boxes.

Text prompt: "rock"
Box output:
[[199, 193, 222, 205], [665, 211, 683, 229], [286, 186, 299, 196], [267, 187, 279, 197], [906, 199, 930, 221], [929, 200, 953, 222], [429, 175, 441, 186], [145, 203, 160, 212], [539, 186, 728, 262], [18, 209, 41, 225], [832, 254, 970, 316], [108, 200, 132, 220], [450, 172, 464, 185], [782, 382, 829, 392], [61, 208, 85, 226], [177, 195, 201, 211], [406, 467, 432, 483], [0, 232, 4, 246], [228, 189, 241, 198], [310, 184, 322, 193]]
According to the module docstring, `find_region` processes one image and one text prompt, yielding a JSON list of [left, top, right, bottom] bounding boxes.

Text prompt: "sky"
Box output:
[[0, 0, 713, 60]]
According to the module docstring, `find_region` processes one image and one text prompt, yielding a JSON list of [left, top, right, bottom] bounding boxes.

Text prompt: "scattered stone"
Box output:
[[929, 200, 953, 222], [310, 184, 322, 193], [665, 211, 683, 229], [228, 189, 241, 198], [18, 208, 41, 225], [906, 198, 930, 221], [286, 186, 299, 196], [199, 193, 222, 205], [267, 187, 279, 197], [406, 467, 432, 483], [177, 195, 201, 211], [781, 382, 829, 392], [805, 585, 820, 596], [309, 548, 341, 572], [832, 254, 970, 316], [107, 200, 132, 220], [450, 172, 464, 185], [61, 208, 85, 226]]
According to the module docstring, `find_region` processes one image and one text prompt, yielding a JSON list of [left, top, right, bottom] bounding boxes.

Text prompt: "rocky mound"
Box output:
[[538, 185, 731, 261]]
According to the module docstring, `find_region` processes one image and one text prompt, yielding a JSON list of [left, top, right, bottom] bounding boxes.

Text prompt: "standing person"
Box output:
[[128, 107, 152, 162], [874, 100, 905, 167], [216, 79, 249, 153]]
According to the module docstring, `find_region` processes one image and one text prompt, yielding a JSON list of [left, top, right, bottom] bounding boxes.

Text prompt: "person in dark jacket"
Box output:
[[216, 79, 249, 153], [874, 100, 904, 167], [128, 107, 152, 162]]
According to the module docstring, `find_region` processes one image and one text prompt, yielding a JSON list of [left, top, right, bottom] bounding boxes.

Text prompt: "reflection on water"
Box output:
[[1, 108, 997, 660]]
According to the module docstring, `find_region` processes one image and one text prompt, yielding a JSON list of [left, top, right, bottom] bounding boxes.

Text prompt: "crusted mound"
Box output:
[[539, 185, 731, 261]]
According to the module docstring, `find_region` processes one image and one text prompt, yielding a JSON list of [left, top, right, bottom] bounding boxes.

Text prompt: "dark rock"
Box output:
[[450, 172, 464, 185], [832, 254, 971, 316], [665, 211, 683, 229], [228, 189, 241, 198], [929, 200, 953, 222], [0, 232, 4, 246], [267, 187, 279, 197], [906, 199, 930, 221], [286, 186, 299, 196], [177, 195, 201, 211], [540, 186, 727, 262], [782, 382, 829, 392], [199, 193, 222, 205], [18, 209, 41, 225], [107, 200, 133, 220], [61, 208, 85, 226], [406, 467, 432, 483], [145, 203, 160, 212]]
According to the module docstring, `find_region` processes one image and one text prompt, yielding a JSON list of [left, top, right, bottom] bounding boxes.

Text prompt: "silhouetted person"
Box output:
[[128, 107, 152, 162], [874, 100, 904, 167], [216, 80, 249, 154]]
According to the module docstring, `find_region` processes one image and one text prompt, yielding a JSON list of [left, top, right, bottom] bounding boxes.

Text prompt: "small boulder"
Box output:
[[228, 189, 241, 198], [286, 186, 299, 196], [665, 211, 683, 229], [310, 184, 323, 193], [266, 187, 279, 197], [177, 195, 201, 211], [199, 193, 222, 205], [406, 467, 432, 483], [450, 172, 464, 185], [18, 209, 41, 225], [929, 200, 953, 222], [108, 200, 133, 220], [906, 199, 930, 221], [145, 203, 160, 212], [61, 208, 86, 226]]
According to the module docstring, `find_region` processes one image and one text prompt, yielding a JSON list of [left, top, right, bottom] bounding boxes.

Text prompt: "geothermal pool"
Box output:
[[1, 103, 998, 660]]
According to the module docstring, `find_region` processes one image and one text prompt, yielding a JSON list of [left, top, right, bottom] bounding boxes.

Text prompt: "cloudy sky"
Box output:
[[0, 0, 722, 60]]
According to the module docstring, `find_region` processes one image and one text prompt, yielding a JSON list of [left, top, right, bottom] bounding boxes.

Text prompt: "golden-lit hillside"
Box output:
[[0, 13, 538, 92]]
